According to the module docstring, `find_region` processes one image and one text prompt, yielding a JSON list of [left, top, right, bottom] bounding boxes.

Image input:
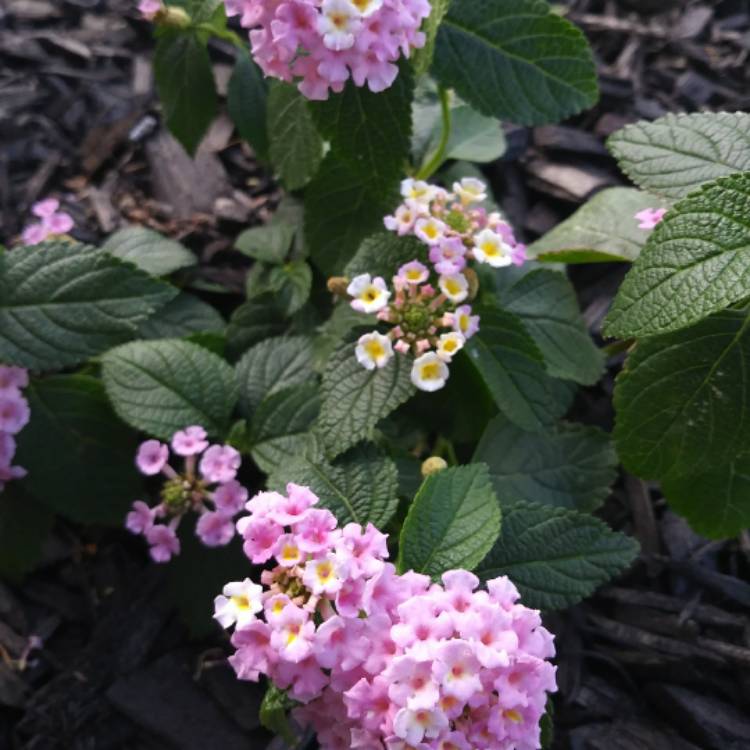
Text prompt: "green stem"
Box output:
[[195, 22, 246, 48], [434, 435, 458, 466], [416, 87, 452, 181]]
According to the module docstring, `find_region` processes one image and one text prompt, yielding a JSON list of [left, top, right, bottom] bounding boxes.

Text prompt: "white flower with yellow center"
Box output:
[[415, 217, 447, 246], [473, 228, 513, 268], [347, 274, 391, 313], [355, 331, 394, 370], [436, 332, 465, 362], [275, 535, 304, 567], [439, 273, 469, 303], [317, 0, 362, 51], [411, 352, 450, 392], [302, 553, 346, 595], [384, 204, 417, 235], [213, 578, 263, 629], [400, 178, 438, 206], [453, 177, 487, 204], [349, 0, 383, 16]]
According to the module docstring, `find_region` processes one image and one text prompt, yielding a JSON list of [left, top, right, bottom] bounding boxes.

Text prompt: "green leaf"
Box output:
[[268, 443, 399, 529], [172, 0, 221, 22], [268, 261, 313, 316], [154, 31, 217, 156], [235, 223, 295, 264], [529, 187, 667, 263], [397, 464, 501, 578], [235, 335, 315, 418], [227, 49, 269, 160], [661, 455, 750, 540], [433, 0, 598, 126], [318, 339, 416, 458], [138, 291, 225, 339], [313, 303, 376, 371], [607, 112, 750, 200], [102, 226, 196, 276], [101, 339, 237, 439], [0, 242, 176, 370], [474, 416, 617, 512], [604, 172, 750, 339], [613, 310, 750, 480], [501, 269, 604, 385], [310, 66, 414, 192], [0, 487, 54, 581], [267, 82, 324, 190], [305, 153, 398, 275], [260, 686, 298, 747], [248, 384, 321, 474], [466, 307, 571, 430], [15, 375, 143, 524], [226, 294, 289, 358], [345, 233, 428, 279], [475, 500, 639, 610], [413, 0, 452, 77]]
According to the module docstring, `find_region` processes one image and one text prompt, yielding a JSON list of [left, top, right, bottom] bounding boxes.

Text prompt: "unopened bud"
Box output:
[[464, 268, 479, 301], [421, 456, 448, 477], [157, 5, 191, 28], [327, 276, 350, 298]]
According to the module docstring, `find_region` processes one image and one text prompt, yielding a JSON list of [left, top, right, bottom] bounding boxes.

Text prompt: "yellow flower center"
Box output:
[[316, 562, 334, 582], [330, 12, 347, 28], [281, 544, 299, 561], [481, 241, 500, 256], [443, 339, 459, 353], [364, 340, 385, 359], [231, 595, 251, 610], [424, 224, 438, 239], [420, 362, 442, 380], [505, 709, 523, 723], [361, 287, 379, 302], [444, 278, 463, 295]]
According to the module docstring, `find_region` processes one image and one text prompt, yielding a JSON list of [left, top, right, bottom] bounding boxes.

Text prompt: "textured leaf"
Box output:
[[259, 686, 297, 746], [607, 112, 750, 199], [248, 383, 320, 473], [661, 455, 750, 540], [529, 187, 667, 263], [614, 311, 750, 480], [268, 443, 399, 529], [397, 464, 501, 578], [235, 223, 295, 264], [605, 172, 750, 339], [102, 226, 196, 276], [413, 0, 451, 77], [226, 294, 289, 358], [476, 500, 639, 610], [235, 335, 315, 417], [305, 153, 397, 275], [0, 242, 176, 370], [474, 416, 617, 512], [433, 0, 598, 125], [15, 375, 142, 524], [268, 261, 313, 315], [318, 338, 416, 458], [101, 339, 237, 439], [227, 49, 269, 160], [501, 269, 604, 385], [466, 306, 571, 430], [267, 82, 323, 190], [345, 233, 428, 279], [154, 31, 217, 155], [313, 303, 376, 371], [138, 292, 225, 339], [310, 66, 413, 192]]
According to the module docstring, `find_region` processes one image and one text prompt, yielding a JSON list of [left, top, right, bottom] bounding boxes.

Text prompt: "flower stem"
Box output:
[[416, 87, 452, 181]]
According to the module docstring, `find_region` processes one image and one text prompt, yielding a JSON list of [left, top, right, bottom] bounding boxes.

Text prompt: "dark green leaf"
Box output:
[[433, 0, 598, 125], [476, 499, 639, 610], [227, 49, 269, 160], [259, 685, 298, 746], [154, 31, 217, 156], [101, 339, 238, 439], [235, 223, 295, 264], [397, 464, 501, 578], [345, 233, 428, 278], [0, 242, 176, 370], [102, 226, 196, 276], [138, 292, 225, 339], [226, 294, 289, 358], [268, 261, 313, 316], [474, 416, 617, 512]]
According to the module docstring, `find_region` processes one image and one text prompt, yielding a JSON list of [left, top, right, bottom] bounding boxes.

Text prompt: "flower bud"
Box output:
[[158, 5, 191, 28], [327, 276, 350, 298], [421, 456, 448, 477], [464, 268, 480, 301]]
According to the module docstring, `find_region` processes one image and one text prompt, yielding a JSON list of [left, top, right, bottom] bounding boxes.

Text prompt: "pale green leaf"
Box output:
[[102, 226, 196, 276]]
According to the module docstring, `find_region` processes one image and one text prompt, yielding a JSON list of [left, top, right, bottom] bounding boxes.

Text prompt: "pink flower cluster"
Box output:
[[216, 485, 557, 750], [138, 0, 162, 19], [21, 198, 74, 246], [634, 207, 666, 230], [126, 426, 246, 562], [223, 0, 431, 100], [385, 178, 527, 272], [0, 367, 30, 492]]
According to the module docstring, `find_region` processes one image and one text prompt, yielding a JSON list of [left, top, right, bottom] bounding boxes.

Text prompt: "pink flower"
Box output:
[[274, 657, 329, 702], [145, 524, 180, 562], [635, 207, 667, 229], [430, 238, 467, 275], [212, 480, 248, 515], [386, 656, 440, 710], [391, 598, 454, 657], [397, 260, 430, 285], [21, 197, 74, 245], [171, 425, 209, 456], [229, 620, 275, 681], [337, 522, 388, 579], [302, 553, 347, 595], [393, 707, 449, 744], [0, 433, 16, 464], [432, 641, 482, 703], [295, 508, 339, 553], [196, 511, 235, 546], [135, 439, 169, 475], [237, 515, 283, 564], [344, 675, 392, 732], [0, 367, 29, 394], [138, 0, 162, 18], [313, 616, 368, 671], [126, 500, 155, 535], [449, 305, 480, 340], [268, 483, 318, 525], [270, 605, 315, 662], [0, 393, 30, 434], [199, 444, 241, 483]]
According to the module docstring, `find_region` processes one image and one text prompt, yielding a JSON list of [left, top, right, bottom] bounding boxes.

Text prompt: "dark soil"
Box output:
[[1, 0, 750, 748]]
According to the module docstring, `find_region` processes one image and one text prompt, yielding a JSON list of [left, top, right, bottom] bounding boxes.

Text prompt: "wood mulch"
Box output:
[[1, 0, 749, 748]]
